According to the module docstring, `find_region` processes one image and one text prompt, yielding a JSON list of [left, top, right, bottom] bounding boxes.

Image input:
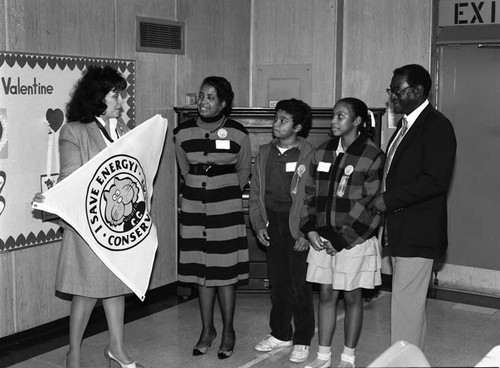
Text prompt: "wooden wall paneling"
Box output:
[[116, 0, 178, 289], [14, 0, 115, 56], [0, 253, 16, 336], [177, 0, 251, 107], [134, 53, 178, 288], [252, 0, 338, 106], [4, 0, 26, 51], [14, 243, 69, 332], [0, 2, 7, 50], [116, 0, 178, 59], [342, 0, 432, 107], [148, 107, 178, 289], [342, 0, 432, 148]]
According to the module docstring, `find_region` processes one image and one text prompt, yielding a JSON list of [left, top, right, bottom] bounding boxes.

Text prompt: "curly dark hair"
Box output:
[[200, 76, 234, 116], [66, 65, 127, 123], [275, 98, 312, 138]]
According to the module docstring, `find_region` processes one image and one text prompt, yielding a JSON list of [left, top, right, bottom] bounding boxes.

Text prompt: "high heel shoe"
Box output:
[[104, 346, 144, 368], [218, 331, 235, 359], [193, 329, 217, 356]]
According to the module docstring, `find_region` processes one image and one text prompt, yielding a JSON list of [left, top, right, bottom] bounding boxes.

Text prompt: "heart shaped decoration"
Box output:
[[67, 59, 76, 71], [27, 56, 37, 69], [47, 57, 57, 70], [46, 109, 64, 132], [5, 54, 16, 67], [38, 57, 47, 69], [0, 171, 5, 193], [57, 58, 67, 70], [17, 55, 26, 68]]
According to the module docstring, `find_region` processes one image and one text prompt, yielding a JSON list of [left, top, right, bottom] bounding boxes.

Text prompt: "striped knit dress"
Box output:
[[174, 115, 251, 287]]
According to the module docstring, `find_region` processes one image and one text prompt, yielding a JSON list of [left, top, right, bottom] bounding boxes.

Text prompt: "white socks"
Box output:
[[342, 346, 355, 357]]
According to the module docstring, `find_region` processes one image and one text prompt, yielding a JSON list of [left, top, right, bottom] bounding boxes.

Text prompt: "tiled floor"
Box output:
[[4, 290, 500, 367]]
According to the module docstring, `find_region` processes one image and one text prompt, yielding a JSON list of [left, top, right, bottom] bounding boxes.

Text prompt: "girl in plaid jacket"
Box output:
[[301, 98, 385, 368]]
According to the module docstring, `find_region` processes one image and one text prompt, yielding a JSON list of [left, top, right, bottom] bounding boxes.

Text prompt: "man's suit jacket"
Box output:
[[384, 104, 456, 259]]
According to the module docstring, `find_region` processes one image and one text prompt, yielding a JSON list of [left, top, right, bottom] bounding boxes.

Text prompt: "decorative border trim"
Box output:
[[0, 52, 136, 127], [0, 228, 63, 252]]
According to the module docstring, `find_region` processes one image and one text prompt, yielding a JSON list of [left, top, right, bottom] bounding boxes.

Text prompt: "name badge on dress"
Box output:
[[286, 162, 297, 172], [215, 140, 230, 150], [317, 161, 331, 172]]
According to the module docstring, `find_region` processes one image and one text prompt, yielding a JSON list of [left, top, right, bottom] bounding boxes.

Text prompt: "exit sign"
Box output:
[[439, 0, 500, 25]]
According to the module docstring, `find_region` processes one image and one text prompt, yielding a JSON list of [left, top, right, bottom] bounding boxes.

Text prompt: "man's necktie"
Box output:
[[381, 117, 408, 246], [383, 117, 408, 190]]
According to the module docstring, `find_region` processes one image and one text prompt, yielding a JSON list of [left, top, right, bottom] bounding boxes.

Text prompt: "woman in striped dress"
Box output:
[[174, 76, 251, 359]]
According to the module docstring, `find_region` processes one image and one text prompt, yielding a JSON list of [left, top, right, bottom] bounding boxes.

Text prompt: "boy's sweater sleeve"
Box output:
[[300, 152, 319, 235], [248, 151, 266, 232]]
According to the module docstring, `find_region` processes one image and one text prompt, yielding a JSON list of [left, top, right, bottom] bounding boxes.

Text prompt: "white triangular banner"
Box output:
[[33, 114, 168, 300]]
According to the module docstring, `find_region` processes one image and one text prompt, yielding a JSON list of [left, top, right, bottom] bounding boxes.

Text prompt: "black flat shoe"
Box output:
[[218, 331, 235, 359], [192, 329, 217, 356]]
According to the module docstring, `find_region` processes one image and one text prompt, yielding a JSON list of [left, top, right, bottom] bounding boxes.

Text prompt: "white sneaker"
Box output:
[[305, 352, 332, 368], [255, 334, 292, 352], [290, 345, 309, 363], [338, 353, 355, 368]]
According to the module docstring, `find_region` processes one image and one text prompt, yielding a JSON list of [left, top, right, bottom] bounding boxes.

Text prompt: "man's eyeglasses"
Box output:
[[386, 85, 413, 98]]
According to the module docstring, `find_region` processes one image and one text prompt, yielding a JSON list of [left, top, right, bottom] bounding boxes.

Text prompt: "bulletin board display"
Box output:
[[0, 52, 135, 252]]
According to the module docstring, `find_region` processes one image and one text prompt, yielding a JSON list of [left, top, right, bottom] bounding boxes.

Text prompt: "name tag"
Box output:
[[286, 162, 297, 172], [317, 161, 331, 172], [216, 140, 230, 150]]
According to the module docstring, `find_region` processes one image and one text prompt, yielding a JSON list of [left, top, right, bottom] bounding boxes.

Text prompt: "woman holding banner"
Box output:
[[174, 76, 251, 359], [33, 66, 143, 368]]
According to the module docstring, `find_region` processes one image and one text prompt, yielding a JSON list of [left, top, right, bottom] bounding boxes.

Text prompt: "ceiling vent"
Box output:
[[136, 17, 185, 54]]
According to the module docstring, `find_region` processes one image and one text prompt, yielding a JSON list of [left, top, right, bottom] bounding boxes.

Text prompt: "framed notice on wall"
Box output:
[[0, 52, 135, 252]]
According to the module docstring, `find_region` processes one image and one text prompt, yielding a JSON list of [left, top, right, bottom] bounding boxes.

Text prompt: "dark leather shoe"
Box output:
[[218, 331, 235, 359], [192, 329, 217, 356]]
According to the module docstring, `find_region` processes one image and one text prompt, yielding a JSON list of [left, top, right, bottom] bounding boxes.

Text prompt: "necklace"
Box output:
[[209, 117, 227, 133]]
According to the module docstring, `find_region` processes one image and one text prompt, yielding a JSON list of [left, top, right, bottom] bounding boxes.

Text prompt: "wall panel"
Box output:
[[342, 0, 432, 107], [177, 0, 251, 107], [252, 0, 338, 107], [14, 244, 69, 331], [0, 253, 15, 337], [9, 0, 115, 57], [115, 0, 179, 287]]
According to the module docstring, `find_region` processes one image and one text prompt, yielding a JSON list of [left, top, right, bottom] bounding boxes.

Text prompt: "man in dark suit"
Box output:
[[370, 64, 456, 350]]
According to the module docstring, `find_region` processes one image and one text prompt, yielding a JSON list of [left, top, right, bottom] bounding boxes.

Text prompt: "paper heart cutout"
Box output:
[[47, 57, 57, 70], [5, 54, 16, 67], [57, 58, 67, 70], [17, 55, 26, 68], [0, 197, 4, 217], [38, 57, 47, 69], [46, 109, 64, 132], [26, 56, 37, 69], [67, 59, 76, 71], [0, 171, 5, 193]]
